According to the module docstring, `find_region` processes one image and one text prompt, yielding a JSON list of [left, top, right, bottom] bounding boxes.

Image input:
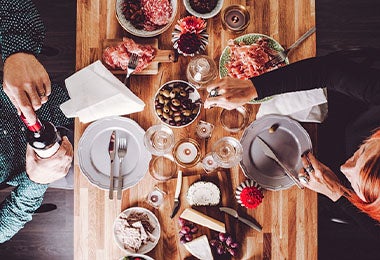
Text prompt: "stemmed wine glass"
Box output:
[[212, 137, 243, 168]]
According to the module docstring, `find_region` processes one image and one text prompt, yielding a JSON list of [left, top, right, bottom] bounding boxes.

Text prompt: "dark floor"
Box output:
[[0, 0, 380, 259]]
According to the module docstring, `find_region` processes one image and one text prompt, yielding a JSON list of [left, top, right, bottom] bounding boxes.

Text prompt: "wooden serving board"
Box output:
[[102, 38, 177, 75]]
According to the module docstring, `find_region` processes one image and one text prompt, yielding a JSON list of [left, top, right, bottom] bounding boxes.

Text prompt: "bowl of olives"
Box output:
[[154, 80, 202, 128]]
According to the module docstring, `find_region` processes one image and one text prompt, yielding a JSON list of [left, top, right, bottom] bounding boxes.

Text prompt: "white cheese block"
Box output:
[[183, 235, 214, 260], [180, 208, 226, 233]]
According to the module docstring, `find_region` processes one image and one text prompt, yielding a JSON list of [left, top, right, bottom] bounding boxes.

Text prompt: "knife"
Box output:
[[170, 170, 182, 218], [108, 130, 116, 199], [256, 136, 304, 189], [220, 207, 262, 232]]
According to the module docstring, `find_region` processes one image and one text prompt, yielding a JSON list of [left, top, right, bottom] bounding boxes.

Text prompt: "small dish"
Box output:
[[119, 255, 155, 260], [154, 80, 201, 128], [115, 0, 178, 37], [114, 207, 161, 255], [183, 0, 224, 19]]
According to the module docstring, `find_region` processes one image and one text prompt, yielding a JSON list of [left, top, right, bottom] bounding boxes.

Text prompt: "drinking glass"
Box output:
[[149, 156, 177, 181], [186, 55, 217, 88], [220, 106, 249, 133], [144, 124, 175, 156], [212, 137, 243, 168]]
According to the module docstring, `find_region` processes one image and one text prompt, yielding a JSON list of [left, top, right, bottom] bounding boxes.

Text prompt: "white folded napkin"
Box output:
[[60, 60, 145, 123], [256, 88, 328, 123]]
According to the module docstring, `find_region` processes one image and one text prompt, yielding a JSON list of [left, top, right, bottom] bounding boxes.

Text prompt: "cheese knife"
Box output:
[[256, 136, 304, 189], [108, 130, 116, 199], [170, 170, 182, 218], [219, 207, 262, 232]]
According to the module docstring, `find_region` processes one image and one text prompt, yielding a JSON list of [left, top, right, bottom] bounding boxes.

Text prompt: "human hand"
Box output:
[[300, 152, 344, 201], [3, 53, 51, 124], [26, 136, 73, 184], [203, 77, 258, 110]]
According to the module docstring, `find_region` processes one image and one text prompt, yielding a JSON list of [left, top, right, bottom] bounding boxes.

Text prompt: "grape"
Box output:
[[180, 236, 187, 244], [180, 225, 191, 234], [185, 234, 193, 242], [178, 218, 187, 226], [216, 246, 225, 255], [228, 248, 237, 256], [190, 226, 198, 234], [230, 242, 239, 248], [218, 232, 227, 242], [225, 236, 233, 246], [210, 239, 219, 247]]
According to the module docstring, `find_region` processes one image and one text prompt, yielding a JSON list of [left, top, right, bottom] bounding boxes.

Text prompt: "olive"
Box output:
[[174, 116, 182, 122], [182, 110, 191, 116], [169, 121, 176, 126], [156, 108, 163, 116], [162, 89, 170, 97], [173, 111, 181, 117], [179, 90, 188, 97], [163, 105, 170, 113], [170, 104, 179, 111], [172, 99, 181, 106], [158, 95, 164, 104], [169, 110, 174, 116], [163, 112, 170, 120], [155, 104, 163, 109], [164, 99, 170, 105], [192, 106, 200, 115]]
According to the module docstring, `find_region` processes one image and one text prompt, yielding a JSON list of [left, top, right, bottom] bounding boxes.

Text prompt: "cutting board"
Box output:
[[102, 38, 177, 75]]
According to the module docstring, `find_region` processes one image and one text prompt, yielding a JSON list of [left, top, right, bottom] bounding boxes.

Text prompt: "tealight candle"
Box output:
[[173, 138, 201, 168], [221, 5, 250, 33], [201, 153, 218, 173], [195, 120, 214, 139]]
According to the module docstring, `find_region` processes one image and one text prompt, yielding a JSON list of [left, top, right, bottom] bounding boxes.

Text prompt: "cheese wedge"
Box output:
[[183, 235, 214, 260], [180, 208, 226, 233]]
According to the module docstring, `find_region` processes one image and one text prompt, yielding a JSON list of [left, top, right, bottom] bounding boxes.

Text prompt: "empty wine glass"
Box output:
[[144, 125, 175, 156], [212, 137, 243, 168]]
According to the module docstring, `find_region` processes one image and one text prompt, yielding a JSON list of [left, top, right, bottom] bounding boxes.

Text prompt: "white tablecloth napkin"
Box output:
[[256, 88, 328, 123], [60, 60, 145, 123]]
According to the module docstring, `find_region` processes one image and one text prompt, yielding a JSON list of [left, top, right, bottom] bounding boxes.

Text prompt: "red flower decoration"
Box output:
[[176, 16, 206, 34], [239, 186, 263, 209]]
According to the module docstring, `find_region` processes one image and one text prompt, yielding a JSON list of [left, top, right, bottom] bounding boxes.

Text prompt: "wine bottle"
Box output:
[[21, 115, 61, 158]]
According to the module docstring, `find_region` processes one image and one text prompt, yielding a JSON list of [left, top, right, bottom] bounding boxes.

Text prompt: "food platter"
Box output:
[[114, 207, 161, 255], [219, 33, 288, 103], [116, 0, 178, 37]]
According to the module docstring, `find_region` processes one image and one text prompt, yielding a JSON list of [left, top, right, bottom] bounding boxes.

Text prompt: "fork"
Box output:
[[264, 27, 316, 69], [117, 137, 127, 200], [123, 53, 139, 85]]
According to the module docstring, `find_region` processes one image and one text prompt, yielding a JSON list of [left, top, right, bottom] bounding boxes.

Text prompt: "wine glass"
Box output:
[[220, 106, 249, 133], [212, 137, 243, 168], [144, 125, 175, 156], [149, 156, 177, 181]]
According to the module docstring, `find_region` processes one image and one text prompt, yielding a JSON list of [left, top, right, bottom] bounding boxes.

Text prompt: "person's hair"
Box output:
[[344, 128, 380, 222]]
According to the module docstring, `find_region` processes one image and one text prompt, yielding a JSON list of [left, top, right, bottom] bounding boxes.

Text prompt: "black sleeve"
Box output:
[[335, 196, 380, 241], [251, 55, 380, 106]]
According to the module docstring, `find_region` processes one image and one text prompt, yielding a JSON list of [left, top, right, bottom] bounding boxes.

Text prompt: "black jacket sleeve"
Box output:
[[251, 55, 380, 106]]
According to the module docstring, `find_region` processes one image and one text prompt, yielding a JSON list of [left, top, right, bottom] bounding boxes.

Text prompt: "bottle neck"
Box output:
[[20, 114, 43, 132]]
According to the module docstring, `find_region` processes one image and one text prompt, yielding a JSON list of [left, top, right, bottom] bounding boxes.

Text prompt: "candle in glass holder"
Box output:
[[195, 120, 214, 139], [173, 138, 201, 168], [147, 186, 166, 208], [221, 5, 250, 33], [201, 152, 218, 173]]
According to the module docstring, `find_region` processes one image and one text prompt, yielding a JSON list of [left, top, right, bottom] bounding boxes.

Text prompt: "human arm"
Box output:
[[0, 0, 51, 124], [204, 55, 380, 109]]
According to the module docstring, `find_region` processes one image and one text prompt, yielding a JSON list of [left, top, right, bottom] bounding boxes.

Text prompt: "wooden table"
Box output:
[[74, 0, 317, 259]]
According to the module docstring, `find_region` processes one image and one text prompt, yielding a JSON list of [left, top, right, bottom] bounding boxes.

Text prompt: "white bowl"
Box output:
[[114, 207, 161, 255], [183, 0, 224, 19], [154, 80, 201, 128], [119, 255, 155, 260], [116, 0, 178, 37]]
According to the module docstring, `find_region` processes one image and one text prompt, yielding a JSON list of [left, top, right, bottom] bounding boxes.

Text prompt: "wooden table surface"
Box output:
[[74, 0, 317, 259]]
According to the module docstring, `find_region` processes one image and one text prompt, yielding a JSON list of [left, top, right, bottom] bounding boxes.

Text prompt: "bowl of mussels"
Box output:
[[154, 80, 202, 128]]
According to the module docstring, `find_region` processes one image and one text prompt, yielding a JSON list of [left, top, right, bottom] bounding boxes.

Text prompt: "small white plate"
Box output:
[[78, 117, 151, 190], [114, 207, 161, 255]]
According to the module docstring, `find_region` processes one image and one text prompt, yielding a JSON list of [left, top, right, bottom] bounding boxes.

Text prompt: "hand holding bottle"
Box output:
[[26, 136, 73, 184]]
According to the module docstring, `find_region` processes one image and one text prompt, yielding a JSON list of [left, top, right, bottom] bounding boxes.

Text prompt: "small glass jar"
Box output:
[[146, 186, 166, 208], [186, 55, 217, 88], [201, 152, 218, 173], [220, 106, 249, 133]]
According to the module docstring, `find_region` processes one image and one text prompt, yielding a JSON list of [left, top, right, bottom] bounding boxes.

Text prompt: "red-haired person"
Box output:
[[205, 53, 380, 256]]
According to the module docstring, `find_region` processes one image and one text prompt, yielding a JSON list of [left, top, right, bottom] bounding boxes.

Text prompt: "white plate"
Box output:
[[240, 115, 312, 191], [78, 117, 151, 190], [115, 0, 178, 37], [114, 207, 161, 255]]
